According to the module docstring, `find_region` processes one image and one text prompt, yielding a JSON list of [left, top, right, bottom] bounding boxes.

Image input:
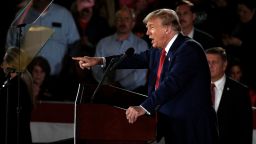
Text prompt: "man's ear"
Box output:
[[192, 13, 196, 22], [224, 61, 228, 71], [165, 27, 171, 34]]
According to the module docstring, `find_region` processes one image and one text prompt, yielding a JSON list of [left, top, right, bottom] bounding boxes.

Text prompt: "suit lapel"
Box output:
[[157, 34, 190, 84], [162, 34, 188, 73]]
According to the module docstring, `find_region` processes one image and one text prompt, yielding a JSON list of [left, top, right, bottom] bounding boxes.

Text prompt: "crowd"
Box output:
[[0, 0, 255, 144]]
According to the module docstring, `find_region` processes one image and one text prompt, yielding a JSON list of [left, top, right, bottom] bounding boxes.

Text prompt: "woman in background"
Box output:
[[27, 56, 55, 103], [0, 47, 33, 144]]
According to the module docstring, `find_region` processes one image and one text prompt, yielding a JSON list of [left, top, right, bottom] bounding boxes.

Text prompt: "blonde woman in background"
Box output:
[[0, 47, 33, 144]]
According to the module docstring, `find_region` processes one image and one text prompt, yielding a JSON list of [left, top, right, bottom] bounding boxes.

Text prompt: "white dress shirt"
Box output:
[[212, 74, 226, 111]]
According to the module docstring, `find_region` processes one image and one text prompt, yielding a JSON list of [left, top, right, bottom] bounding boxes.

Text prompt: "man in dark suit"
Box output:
[[175, 0, 218, 50], [73, 8, 218, 144], [206, 47, 252, 144]]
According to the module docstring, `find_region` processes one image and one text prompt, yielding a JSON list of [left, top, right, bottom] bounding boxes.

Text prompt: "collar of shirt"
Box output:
[[212, 74, 226, 92], [114, 32, 133, 42], [212, 74, 226, 111], [187, 27, 194, 38], [165, 34, 178, 54]]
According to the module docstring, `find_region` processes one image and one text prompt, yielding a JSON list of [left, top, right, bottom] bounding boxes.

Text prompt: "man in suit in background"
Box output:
[[175, 0, 218, 50], [73, 8, 218, 144], [206, 47, 252, 144]]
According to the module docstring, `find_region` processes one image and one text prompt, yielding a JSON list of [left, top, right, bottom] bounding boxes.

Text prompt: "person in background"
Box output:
[[27, 56, 56, 103], [63, 0, 112, 92], [206, 47, 252, 144], [227, 60, 244, 82], [95, 0, 117, 29], [132, 0, 152, 45], [92, 7, 149, 94], [175, 0, 218, 50], [0, 47, 33, 144], [204, 0, 237, 44], [222, 0, 256, 88], [6, 0, 80, 77], [73, 8, 218, 144], [70, 0, 112, 56]]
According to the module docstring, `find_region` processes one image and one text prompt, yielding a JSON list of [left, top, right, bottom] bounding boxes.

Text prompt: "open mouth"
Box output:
[[151, 39, 154, 44], [80, 8, 91, 16], [150, 37, 154, 44]]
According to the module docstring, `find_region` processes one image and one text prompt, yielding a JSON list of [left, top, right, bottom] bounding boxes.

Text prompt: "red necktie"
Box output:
[[155, 49, 166, 89], [211, 83, 216, 106]]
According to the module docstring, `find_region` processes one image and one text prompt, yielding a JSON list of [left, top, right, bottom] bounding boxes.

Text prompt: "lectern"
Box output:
[[31, 84, 156, 143], [76, 84, 156, 144]]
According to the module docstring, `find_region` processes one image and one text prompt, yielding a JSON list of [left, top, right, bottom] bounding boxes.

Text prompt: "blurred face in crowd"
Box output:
[[176, 4, 196, 30], [1, 63, 14, 76], [207, 54, 227, 82], [1, 57, 10, 74], [237, 3, 255, 23], [76, 0, 95, 21], [1, 48, 27, 77], [31, 65, 46, 85], [119, 0, 133, 8], [1, 57, 17, 78], [230, 65, 242, 81], [214, 0, 228, 7], [134, 0, 148, 12], [146, 17, 171, 49], [115, 9, 135, 34]]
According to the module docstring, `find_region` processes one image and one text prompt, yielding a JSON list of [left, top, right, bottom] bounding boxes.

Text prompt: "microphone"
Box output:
[[110, 47, 134, 71], [6, 67, 16, 73], [90, 47, 134, 103], [16, 23, 27, 28]]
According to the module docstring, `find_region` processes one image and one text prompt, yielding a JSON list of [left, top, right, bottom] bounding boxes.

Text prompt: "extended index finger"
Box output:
[[72, 57, 84, 61]]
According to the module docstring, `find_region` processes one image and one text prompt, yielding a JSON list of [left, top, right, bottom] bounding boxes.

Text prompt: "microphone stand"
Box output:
[[73, 83, 85, 144], [3, 5, 26, 142], [15, 24, 24, 144], [7, 0, 31, 141], [73, 56, 122, 142], [1, 73, 11, 144], [72, 58, 117, 143], [1, 71, 22, 144], [90, 58, 117, 103]]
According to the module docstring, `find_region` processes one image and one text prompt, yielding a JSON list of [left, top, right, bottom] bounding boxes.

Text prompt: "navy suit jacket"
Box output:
[[217, 77, 252, 144], [107, 34, 218, 144]]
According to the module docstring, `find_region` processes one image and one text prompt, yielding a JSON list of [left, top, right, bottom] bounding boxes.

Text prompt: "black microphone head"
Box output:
[[6, 67, 16, 73], [125, 47, 135, 56]]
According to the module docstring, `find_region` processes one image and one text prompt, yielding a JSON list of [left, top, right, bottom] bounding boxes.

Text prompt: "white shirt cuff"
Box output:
[[101, 57, 106, 68], [140, 105, 150, 115]]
